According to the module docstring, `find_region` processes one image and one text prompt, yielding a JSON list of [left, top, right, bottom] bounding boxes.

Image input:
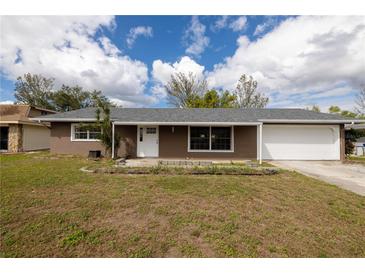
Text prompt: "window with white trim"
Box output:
[[190, 127, 210, 150], [72, 124, 101, 141], [189, 126, 233, 152], [211, 127, 231, 150]]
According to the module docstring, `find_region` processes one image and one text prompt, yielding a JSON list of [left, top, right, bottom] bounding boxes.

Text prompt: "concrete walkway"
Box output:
[[272, 161, 365, 196]]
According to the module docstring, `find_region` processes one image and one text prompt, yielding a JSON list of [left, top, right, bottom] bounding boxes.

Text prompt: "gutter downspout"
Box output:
[[112, 121, 115, 159], [259, 123, 263, 165]]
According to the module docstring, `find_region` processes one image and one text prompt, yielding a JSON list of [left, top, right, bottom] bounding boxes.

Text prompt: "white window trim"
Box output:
[[187, 125, 234, 153], [70, 123, 100, 142]]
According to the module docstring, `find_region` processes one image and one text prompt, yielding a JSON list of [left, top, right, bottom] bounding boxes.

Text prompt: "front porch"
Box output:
[[112, 123, 263, 164]]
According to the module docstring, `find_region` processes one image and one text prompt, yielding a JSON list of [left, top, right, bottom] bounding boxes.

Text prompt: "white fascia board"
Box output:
[[113, 121, 262, 126], [259, 119, 364, 124]]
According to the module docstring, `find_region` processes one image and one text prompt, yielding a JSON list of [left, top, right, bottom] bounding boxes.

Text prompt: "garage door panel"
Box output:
[[262, 125, 340, 160]]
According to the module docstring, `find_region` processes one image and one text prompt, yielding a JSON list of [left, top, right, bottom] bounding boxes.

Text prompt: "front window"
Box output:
[[72, 124, 101, 141], [211, 127, 231, 150], [189, 126, 233, 151], [190, 127, 210, 150]]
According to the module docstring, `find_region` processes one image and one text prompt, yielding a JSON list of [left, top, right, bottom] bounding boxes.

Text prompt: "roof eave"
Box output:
[[113, 121, 262, 125], [29, 118, 97, 122], [259, 119, 365, 124]]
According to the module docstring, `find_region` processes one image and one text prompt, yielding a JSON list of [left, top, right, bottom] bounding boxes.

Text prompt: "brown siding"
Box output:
[[50, 123, 137, 158], [28, 108, 43, 118], [28, 107, 55, 117], [159, 125, 257, 159], [50, 122, 104, 156], [115, 125, 137, 158]]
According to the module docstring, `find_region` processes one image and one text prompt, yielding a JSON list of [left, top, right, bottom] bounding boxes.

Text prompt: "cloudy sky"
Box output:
[[0, 15, 364, 110]]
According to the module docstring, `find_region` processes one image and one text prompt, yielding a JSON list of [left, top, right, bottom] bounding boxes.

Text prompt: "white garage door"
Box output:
[[262, 125, 340, 160]]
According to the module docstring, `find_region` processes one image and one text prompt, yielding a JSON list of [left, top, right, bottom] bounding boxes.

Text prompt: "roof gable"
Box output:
[[0, 104, 56, 124]]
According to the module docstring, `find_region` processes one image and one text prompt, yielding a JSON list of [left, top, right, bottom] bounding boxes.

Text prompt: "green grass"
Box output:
[[1, 152, 365, 257], [344, 155, 365, 166], [92, 163, 278, 175]]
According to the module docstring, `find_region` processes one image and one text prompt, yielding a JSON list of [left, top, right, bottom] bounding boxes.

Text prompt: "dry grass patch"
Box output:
[[1, 152, 364, 257]]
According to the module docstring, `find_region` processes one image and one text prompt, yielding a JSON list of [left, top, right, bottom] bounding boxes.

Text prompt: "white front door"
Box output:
[[137, 126, 159, 157]]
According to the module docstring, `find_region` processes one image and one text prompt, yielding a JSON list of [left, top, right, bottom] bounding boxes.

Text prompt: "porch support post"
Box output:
[[259, 123, 263, 165], [112, 121, 115, 159]]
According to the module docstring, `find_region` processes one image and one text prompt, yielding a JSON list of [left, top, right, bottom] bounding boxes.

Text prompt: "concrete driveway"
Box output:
[[271, 161, 365, 196]]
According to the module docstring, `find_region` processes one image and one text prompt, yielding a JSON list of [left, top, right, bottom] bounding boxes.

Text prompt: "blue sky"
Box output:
[[1, 16, 364, 110]]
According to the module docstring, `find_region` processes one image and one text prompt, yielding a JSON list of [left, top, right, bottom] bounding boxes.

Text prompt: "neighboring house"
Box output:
[[345, 123, 365, 156], [0, 104, 56, 152], [32, 108, 365, 162], [353, 137, 365, 156]]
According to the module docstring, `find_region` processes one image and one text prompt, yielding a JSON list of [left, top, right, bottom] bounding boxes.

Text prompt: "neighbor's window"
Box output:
[[190, 127, 210, 150], [211, 127, 231, 150], [189, 126, 232, 151], [72, 124, 101, 141]]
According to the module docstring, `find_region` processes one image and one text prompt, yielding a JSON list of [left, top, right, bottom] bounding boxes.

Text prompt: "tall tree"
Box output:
[[355, 86, 365, 115], [14, 73, 55, 110], [233, 74, 269, 108], [49, 85, 110, 112], [327, 105, 359, 118], [165, 72, 207, 108], [306, 105, 321, 112], [14, 73, 111, 111], [328, 105, 341, 114], [187, 90, 236, 108]]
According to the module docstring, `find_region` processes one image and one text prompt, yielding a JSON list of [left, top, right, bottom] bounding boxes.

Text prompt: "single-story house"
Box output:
[[0, 104, 56, 152], [32, 108, 365, 162]]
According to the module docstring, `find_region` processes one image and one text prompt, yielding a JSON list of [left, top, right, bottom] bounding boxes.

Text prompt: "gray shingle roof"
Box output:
[[32, 107, 364, 123]]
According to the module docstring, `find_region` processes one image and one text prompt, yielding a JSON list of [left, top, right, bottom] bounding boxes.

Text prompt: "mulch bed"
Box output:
[[84, 166, 279, 176]]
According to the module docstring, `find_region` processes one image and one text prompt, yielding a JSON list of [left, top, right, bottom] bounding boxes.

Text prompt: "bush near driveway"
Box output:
[[1, 152, 365, 257]]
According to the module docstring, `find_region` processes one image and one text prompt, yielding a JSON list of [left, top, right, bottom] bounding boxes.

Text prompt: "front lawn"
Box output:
[[1, 152, 364, 257]]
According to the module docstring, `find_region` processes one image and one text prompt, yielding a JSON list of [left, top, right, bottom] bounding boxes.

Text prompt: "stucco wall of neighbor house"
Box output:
[[50, 122, 104, 156], [159, 125, 257, 159], [115, 125, 137, 158], [23, 124, 50, 151], [8, 124, 23, 152]]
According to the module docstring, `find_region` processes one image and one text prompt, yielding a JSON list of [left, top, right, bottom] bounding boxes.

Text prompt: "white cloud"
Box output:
[[229, 16, 247, 32], [126, 26, 153, 48], [99, 37, 121, 56], [0, 16, 155, 107], [207, 16, 365, 109], [212, 16, 247, 32], [254, 17, 278, 36], [151, 56, 205, 98], [212, 16, 228, 31], [0, 100, 14, 105], [184, 16, 210, 57], [152, 56, 205, 83]]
